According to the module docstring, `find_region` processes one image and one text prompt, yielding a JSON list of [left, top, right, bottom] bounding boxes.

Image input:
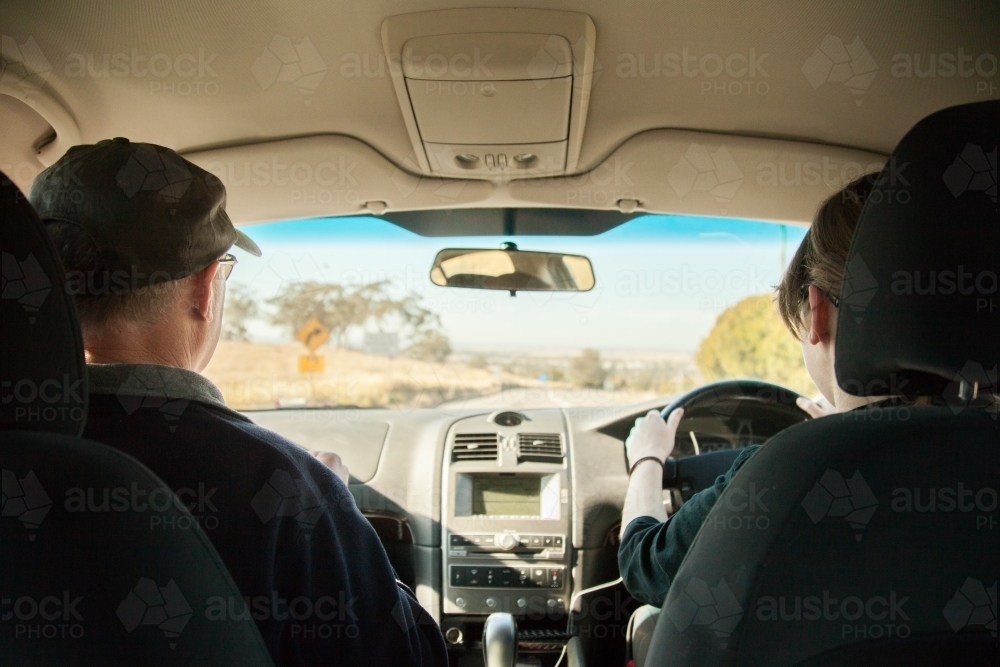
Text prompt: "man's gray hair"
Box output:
[[46, 221, 189, 337]]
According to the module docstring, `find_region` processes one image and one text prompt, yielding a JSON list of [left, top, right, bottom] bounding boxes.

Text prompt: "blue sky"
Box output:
[[229, 214, 807, 352]]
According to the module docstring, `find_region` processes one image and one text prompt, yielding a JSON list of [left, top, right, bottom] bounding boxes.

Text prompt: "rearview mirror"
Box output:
[[430, 244, 595, 294]]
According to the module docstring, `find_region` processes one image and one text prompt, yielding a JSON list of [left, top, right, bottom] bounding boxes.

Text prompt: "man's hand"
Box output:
[[312, 450, 349, 484], [625, 408, 684, 470], [796, 396, 837, 419]]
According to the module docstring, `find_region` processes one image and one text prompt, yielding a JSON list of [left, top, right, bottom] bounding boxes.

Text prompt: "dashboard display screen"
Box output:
[[471, 475, 540, 517]]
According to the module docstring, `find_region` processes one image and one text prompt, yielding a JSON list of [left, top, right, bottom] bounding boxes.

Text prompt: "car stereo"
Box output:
[[441, 411, 571, 616]]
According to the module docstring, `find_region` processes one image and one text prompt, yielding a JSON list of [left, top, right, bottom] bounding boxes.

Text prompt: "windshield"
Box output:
[[207, 214, 812, 412]]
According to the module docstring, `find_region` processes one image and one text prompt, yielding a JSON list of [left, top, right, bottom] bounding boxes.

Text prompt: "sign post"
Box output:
[[295, 317, 330, 405]]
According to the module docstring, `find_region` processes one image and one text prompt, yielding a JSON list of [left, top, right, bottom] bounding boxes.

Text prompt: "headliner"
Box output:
[[1, 0, 996, 227]]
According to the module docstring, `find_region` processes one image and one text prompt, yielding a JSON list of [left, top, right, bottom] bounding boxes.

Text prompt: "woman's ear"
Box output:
[[806, 285, 831, 345]]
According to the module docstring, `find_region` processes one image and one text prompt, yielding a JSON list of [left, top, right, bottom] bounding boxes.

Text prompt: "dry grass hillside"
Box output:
[[203, 341, 551, 410]]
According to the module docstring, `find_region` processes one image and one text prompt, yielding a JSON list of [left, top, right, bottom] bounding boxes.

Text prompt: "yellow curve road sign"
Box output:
[[295, 317, 330, 352], [299, 355, 325, 374]]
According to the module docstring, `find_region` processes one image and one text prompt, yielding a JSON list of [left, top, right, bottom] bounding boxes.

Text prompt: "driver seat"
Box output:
[[1, 174, 275, 665], [645, 100, 999, 666]]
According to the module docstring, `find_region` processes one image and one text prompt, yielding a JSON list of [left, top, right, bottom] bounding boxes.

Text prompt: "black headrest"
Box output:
[[837, 100, 999, 398], [1, 173, 87, 436]]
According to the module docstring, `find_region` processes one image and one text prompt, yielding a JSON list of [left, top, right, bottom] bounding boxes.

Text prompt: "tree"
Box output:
[[267, 280, 450, 355], [696, 294, 816, 396], [404, 331, 452, 363], [570, 348, 607, 388], [267, 281, 378, 346], [222, 284, 259, 341]]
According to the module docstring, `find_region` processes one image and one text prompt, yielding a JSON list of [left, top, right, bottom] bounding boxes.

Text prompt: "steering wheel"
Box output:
[[658, 380, 810, 496]]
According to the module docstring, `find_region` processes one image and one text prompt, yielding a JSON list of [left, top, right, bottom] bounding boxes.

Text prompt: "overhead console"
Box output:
[[381, 8, 597, 179], [441, 409, 571, 619]]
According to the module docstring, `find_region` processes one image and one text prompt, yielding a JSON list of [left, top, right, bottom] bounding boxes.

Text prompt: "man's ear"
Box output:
[[806, 285, 831, 345], [189, 261, 221, 322]]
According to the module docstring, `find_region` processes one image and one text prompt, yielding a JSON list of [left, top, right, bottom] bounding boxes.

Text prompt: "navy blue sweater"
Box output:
[[83, 365, 446, 667], [618, 445, 761, 607]]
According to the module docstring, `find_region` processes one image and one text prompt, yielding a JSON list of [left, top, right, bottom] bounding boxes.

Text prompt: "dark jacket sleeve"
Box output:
[[238, 422, 448, 667], [618, 445, 760, 607], [82, 395, 447, 667]]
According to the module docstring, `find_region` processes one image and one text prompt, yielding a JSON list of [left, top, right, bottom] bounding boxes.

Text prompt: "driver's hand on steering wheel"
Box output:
[[625, 408, 685, 469], [795, 396, 837, 419]]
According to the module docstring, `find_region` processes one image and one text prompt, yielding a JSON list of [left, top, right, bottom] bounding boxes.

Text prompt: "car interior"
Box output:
[[1, 2, 997, 666]]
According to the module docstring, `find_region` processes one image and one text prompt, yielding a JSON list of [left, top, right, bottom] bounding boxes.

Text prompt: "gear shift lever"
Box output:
[[482, 613, 517, 667]]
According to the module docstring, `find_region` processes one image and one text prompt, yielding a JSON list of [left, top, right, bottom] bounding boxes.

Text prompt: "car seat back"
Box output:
[[1, 173, 275, 666], [645, 100, 999, 666]]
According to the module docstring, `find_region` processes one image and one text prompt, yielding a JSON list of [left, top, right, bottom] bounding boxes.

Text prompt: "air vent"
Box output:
[[453, 433, 499, 461], [517, 434, 563, 462]]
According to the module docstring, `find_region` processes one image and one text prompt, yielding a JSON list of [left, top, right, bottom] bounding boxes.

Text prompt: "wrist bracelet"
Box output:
[[629, 456, 664, 476]]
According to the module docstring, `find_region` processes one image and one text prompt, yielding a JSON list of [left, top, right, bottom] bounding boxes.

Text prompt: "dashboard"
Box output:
[[246, 403, 637, 656], [442, 409, 571, 618], [245, 388, 807, 659]]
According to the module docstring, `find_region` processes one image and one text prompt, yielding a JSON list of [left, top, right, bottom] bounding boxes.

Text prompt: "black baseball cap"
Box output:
[[29, 137, 260, 286]]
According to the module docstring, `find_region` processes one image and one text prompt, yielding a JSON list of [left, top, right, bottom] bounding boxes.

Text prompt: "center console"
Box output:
[[441, 409, 571, 618]]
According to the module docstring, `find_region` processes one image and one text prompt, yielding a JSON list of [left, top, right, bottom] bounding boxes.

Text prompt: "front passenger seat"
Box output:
[[1, 174, 275, 666], [645, 100, 998, 666]]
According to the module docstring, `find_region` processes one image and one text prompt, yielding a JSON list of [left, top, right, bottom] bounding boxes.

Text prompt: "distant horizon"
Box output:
[[223, 336, 698, 358]]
